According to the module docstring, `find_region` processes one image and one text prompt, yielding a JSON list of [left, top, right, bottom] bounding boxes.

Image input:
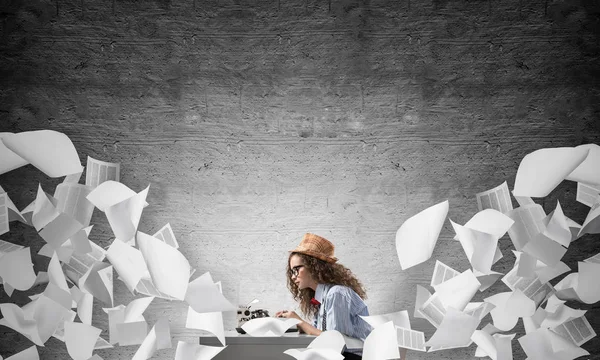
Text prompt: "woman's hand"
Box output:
[[275, 310, 302, 321]]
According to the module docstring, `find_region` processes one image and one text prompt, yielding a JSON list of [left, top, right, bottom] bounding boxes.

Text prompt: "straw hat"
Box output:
[[290, 233, 338, 263]]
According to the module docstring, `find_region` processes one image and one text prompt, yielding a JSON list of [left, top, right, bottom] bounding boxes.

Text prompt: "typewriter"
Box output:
[[235, 299, 297, 334]]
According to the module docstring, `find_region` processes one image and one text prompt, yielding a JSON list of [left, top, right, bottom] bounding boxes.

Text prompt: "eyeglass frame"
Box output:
[[290, 265, 305, 278]]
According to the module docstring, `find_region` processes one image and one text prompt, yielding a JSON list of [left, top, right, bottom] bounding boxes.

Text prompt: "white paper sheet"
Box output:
[[535, 261, 570, 284], [106, 186, 149, 244], [79, 262, 113, 306], [65, 321, 101, 360], [473, 270, 503, 292], [395, 200, 449, 270], [418, 292, 446, 328], [463, 208, 515, 240], [566, 144, 600, 185], [513, 193, 535, 207], [53, 183, 95, 228], [39, 212, 84, 250], [360, 310, 411, 331], [396, 326, 426, 352], [506, 204, 546, 251], [576, 182, 600, 207], [430, 260, 460, 287], [576, 261, 600, 304], [86, 181, 141, 212], [433, 269, 481, 312], [505, 289, 536, 318], [484, 292, 519, 331], [541, 303, 586, 329], [106, 238, 148, 293], [0, 302, 43, 345], [1, 130, 83, 178], [186, 308, 226, 346], [32, 184, 61, 231], [0, 186, 27, 224], [502, 265, 554, 307], [174, 341, 226, 360], [541, 201, 572, 247], [578, 199, 600, 236], [0, 239, 23, 255], [464, 302, 496, 321], [522, 232, 567, 267], [513, 146, 589, 197], [85, 156, 120, 188], [425, 307, 480, 348], [71, 286, 94, 325], [308, 330, 346, 353], [116, 321, 149, 346], [63, 240, 106, 283], [3, 346, 39, 360], [519, 328, 589, 360], [414, 285, 431, 319], [135, 276, 178, 300], [0, 132, 29, 175], [451, 221, 498, 275], [551, 315, 596, 346], [153, 223, 179, 248], [583, 252, 600, 264], [138, 231, 190, 300], [241, 317, 300, 337], [185, 272, 236, 313], [0, 247, 36, 291], [70, 226, 93, 255], [362, 321, 399, 360], [0, 193, 9, 236], [132, 317, 171, 360], [476, 181, 513, 214]]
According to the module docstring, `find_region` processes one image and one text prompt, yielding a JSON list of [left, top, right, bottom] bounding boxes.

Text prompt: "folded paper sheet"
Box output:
[[425, 307, 480, 348], [362, 321, 399, 360], [132, 317, 171, 360], [1, 130, 82, 178], [241, 317, 300, 337], [396, 200, 449, 270], [138, 231, 190, 300], [513, 147, 589, 197], [65, 321, 102, 360]]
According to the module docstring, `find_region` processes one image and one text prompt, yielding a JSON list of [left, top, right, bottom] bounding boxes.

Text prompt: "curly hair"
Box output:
[[286, 252, 367, 318]]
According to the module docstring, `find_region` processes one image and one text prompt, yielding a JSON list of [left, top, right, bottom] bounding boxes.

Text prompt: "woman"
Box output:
[[275, 233, 372, 359]]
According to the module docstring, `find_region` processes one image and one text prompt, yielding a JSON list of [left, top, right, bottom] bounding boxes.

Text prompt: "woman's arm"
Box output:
[[276, 310, 322, 336], [296, 320, 322, 336]]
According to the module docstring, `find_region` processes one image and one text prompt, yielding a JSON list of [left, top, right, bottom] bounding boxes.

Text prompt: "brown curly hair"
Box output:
[[286, 252, 367, 318]]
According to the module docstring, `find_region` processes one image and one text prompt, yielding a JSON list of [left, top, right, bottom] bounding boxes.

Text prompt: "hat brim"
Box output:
[[289, 247, 338, 263]]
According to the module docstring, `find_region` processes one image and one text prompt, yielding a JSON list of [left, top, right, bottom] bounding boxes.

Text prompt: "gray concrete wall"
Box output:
[[1, 0, 599, 358]]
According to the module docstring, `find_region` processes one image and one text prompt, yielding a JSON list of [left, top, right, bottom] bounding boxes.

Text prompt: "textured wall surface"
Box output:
[[1, 0, 600, 358]]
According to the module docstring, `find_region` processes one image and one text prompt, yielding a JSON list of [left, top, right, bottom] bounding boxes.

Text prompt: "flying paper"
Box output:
[[395, 200, 449, 270]]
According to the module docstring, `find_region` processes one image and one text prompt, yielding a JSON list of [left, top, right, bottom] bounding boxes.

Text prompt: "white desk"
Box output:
[[199, 331, 315, 360]]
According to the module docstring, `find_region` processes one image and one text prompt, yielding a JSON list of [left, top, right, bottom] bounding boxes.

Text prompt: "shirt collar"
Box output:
[[314, 283, 331, 303]]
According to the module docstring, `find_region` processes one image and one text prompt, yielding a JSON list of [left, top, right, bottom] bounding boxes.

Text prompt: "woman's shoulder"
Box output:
[[327, 284, 360, 299]]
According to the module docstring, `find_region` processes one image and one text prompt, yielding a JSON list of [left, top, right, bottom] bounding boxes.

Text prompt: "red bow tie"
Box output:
[[310, 298, 320, 306]]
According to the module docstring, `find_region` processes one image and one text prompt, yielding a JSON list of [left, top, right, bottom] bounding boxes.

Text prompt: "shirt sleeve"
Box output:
[[324, 289, 355, 336]]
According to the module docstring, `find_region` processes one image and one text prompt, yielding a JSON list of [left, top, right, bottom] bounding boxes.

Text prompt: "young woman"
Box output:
[[275, 233, 372, 359]]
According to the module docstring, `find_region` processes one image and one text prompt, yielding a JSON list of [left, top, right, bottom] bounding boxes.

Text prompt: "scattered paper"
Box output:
[[132, 317, 171, 360], [551, 315, 596, 346], [396, 326, 426, 351], [186, 308, 226, 346], [79, 262, 114, 306], [65, 321, 101, 360], [240, 317, 300, 337], [513, 146, 589, 197], [53, 183, 95, 228], [1, 130, 82, 178], [138, 231, 190, 300], [106, 238, 148, 293], [433, 269, 480, 312], [0, 247, 36, 291], [505, 289, 536, 318], [576, 182, 600, 207], [153, 223, 179, 248], [506, 204, 546, 251], [106, 186, 149, 243], [425, 307, 480, 348], [578, 199, 600, 236], [430, 260, 460, 287], [362, 321, 399, 360], [63, 240, 106, 283], [116, 321, 148, 346], [395, 200, 449, 270], [463, 208, 514, 240], [360, 310, 411, 330], [519, 328, 589, 360], [414, 285, 431, 319], [566, 144, 600, 185], [521, 232, 567, 267], [451, 221, 498, 274], [3, 345, 39, 360], [308, 330, 346, 353], [502, 265, 554, 307], [85, 156, 120, 188], [476, 181, 513, 213], [0, 193, 9, 235], [0, 132, 29, 175], [485, 292, 519, 331]]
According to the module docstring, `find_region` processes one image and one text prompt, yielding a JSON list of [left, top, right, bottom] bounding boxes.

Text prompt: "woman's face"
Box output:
[[289, 254, 316, 290]]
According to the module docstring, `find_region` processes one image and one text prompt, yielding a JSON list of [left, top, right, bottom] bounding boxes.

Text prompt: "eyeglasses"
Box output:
[[290, 265, 304, 278]]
